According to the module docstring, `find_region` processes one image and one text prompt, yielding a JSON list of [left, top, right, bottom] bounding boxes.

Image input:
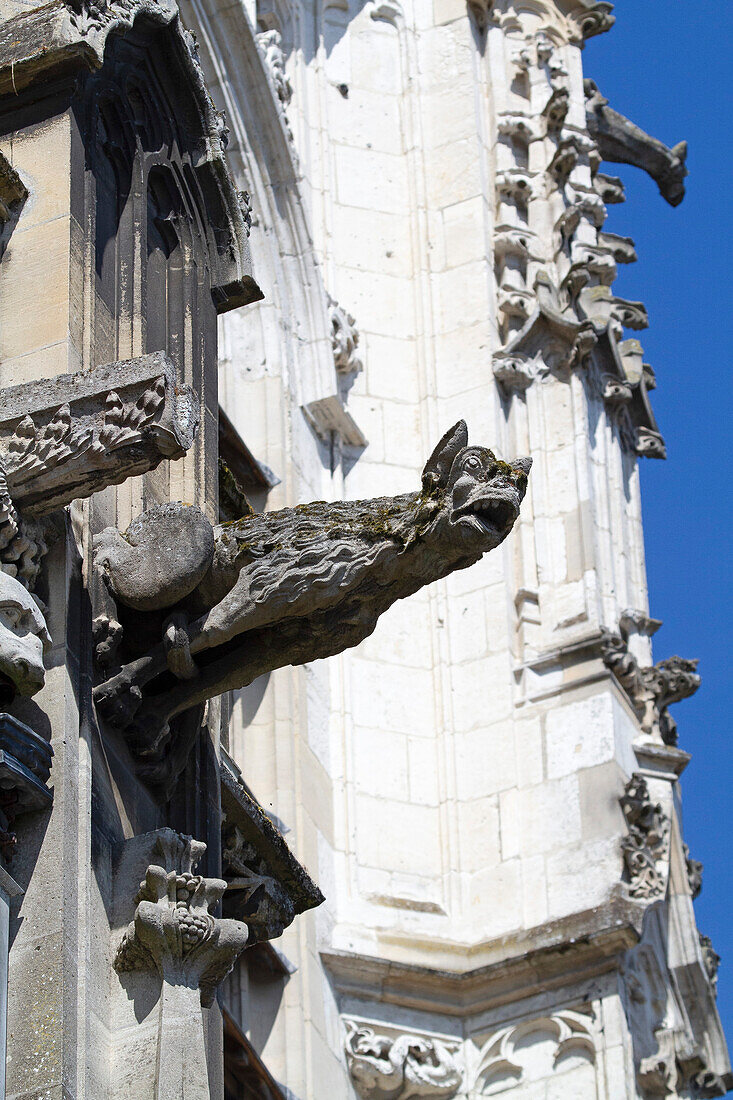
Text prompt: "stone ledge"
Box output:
[[322, 895, 645, 1017]]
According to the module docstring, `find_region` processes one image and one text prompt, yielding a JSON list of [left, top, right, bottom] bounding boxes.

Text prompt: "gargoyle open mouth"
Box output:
[[456, 495, 519, 538]]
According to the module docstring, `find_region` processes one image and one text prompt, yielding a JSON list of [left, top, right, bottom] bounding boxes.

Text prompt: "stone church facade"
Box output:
[[0, 0, 728, 1096]]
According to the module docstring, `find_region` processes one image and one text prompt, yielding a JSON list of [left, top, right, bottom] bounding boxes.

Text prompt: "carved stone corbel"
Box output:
[[0, 352, 198, 518], [114, 829, 248, 1007], [344, 1020, 463, 1100], [620, 773, 670, 900]]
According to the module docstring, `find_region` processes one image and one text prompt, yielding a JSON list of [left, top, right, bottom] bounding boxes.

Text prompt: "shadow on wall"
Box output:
[[263, 0, 396, 68]]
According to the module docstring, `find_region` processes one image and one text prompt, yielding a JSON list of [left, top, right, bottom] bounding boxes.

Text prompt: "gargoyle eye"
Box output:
[[463, 455, 482, 471]]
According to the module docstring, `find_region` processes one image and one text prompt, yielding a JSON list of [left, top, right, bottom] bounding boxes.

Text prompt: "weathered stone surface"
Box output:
[[93, 422, 530, 755], [620, 774, 669, 901], [114, 829, 249, 1007], [95, 503, 215, 613], [0, 353, 198, 517], [585, 78, 688, 206], [0, 571, 51, 701], [344, 1020, 463, 1099]]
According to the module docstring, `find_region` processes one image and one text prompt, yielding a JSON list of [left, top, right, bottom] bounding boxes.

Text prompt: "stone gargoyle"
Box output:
[[584, 79, 687, 207], [92, 422, 530, 755]]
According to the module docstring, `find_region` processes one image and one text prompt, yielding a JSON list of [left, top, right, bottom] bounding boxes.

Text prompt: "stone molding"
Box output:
[[114, 828, 248, 1007], [220, 748, 323, 943], [620, 774, 670, 901], [321, 896, 644, 1019], [343, 1020, 463, 1099]]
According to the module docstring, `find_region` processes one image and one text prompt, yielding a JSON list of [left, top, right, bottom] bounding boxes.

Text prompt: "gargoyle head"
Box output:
[[0, 571, 52, 703], [422, 421, 531, 553]]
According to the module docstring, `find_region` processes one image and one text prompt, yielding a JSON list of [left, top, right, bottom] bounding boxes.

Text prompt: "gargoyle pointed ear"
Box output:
[[512, 456, 532, 476], [422, 421, 469, 493]]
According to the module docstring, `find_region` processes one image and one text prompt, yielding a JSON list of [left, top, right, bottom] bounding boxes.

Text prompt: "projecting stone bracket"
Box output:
[[0, 352, 198, 518], [220, 748, 323, 944], [114, 829, 248, 1007], [601, 613, 699, 746]]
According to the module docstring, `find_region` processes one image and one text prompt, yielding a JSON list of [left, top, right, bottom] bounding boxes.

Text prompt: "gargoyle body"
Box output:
[[584, 79, 687, 207], [93, 423, 530, 755]]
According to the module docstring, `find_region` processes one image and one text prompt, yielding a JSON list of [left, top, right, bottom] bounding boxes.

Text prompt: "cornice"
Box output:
[[322, 895, 644, 1018]]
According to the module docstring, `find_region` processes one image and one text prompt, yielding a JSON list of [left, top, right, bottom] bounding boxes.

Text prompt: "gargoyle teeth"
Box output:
[[471, 499, 517, 531]]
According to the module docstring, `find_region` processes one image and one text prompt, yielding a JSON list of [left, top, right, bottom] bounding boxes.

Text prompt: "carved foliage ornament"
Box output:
[[476, 1, 614, 43], [344, 1020, 463, 1100], [256, 29, 293, 108], [0, 353, 198, 519], [328, 294, 363, 376], [114, 829, 248, 1006], [620, 774, 669, 901]]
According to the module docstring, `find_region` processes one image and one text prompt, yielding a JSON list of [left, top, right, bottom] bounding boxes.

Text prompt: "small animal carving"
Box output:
[[93, 422, 530, 756]]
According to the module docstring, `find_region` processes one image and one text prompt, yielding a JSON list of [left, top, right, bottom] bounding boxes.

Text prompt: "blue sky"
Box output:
[[584, 0, 733, 1056]]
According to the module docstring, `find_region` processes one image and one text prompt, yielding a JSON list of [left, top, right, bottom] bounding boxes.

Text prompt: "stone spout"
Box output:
[[585, 79, 688, 206], [93, 422, 531, 779]]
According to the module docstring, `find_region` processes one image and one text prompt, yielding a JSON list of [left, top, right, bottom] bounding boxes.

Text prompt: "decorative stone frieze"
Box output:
[[0, 353, 198, 519], [620, 774, 670, 900], [93, 422, 530, 767], [328, 295, 364, 376], [474, 1009, 596, 1092], [585, 79, 688, 207], [114, 829, 248, 1007], [344, 1020, 463, 1099]]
